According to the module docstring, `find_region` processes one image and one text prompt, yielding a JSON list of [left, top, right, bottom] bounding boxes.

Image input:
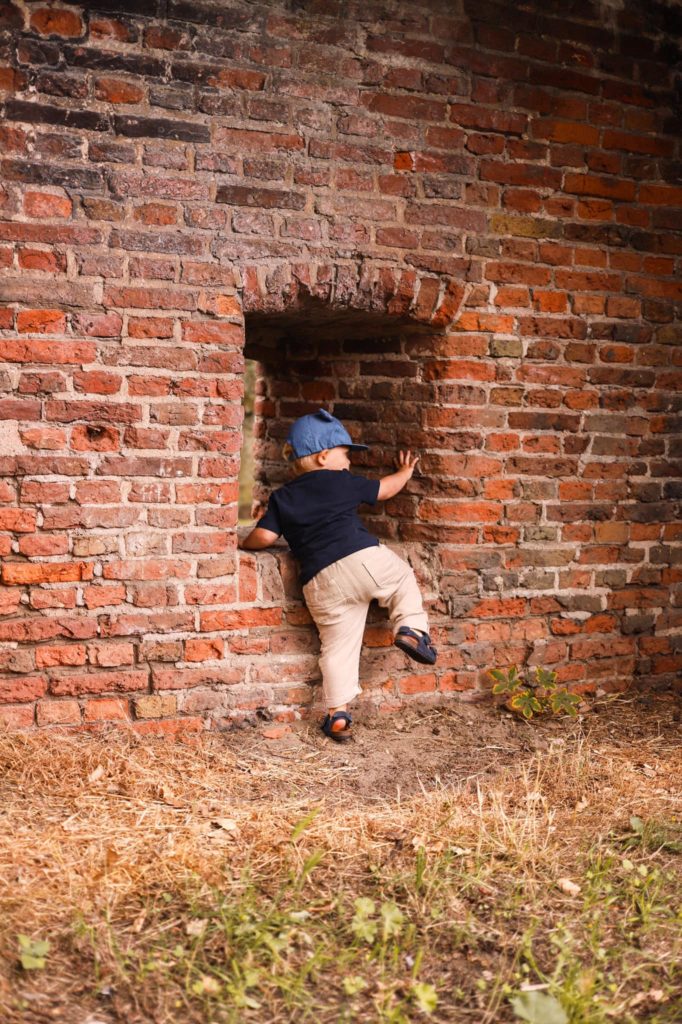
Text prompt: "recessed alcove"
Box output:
[[240, 300, 440, 541]]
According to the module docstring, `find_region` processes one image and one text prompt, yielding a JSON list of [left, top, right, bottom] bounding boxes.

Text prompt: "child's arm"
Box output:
[[378, 451, 419, 501], [239, 526, 280, 550]]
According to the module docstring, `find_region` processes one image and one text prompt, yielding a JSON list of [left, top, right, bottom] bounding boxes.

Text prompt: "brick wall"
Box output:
[[0, 0, 680, 732]]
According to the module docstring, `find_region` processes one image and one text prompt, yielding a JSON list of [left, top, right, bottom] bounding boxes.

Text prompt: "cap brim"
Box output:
[[347, 443, 369, 451]]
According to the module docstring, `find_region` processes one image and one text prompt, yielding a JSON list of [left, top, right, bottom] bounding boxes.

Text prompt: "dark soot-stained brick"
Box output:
[[113, 115, 210, 143]]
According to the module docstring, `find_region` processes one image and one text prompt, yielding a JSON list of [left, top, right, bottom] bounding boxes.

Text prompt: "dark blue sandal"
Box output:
[[321, 711, 353, 742], [394, 627, 437, 666]]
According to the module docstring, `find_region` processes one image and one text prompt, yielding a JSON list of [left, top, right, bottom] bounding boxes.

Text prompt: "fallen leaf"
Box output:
[[186, 918, 207, 937], [557, 877, 581, 897], [211, 817, 238, 831], [105, 847, 121, 869], [132, 909, 146, 934], [510, 990, 567, 1024], [158, 784, 184, 808]]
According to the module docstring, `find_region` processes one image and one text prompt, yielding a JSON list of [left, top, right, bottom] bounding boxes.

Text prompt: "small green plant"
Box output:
[[18, 934, 50, 970], [489, 665, 581, 720], [510, 990, 567, 1024], [617, 815, 682, 854]]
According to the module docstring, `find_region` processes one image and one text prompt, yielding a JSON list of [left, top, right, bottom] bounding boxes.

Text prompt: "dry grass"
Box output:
[[0, 704, 680, 1023]]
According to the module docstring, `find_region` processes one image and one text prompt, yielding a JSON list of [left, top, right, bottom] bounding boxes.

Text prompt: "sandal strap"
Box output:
[[326, 711, 352, 727], [397, 626, 432, 644]]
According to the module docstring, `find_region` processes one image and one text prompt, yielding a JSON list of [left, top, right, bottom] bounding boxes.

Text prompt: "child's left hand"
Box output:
[[396, 450, 419, 476]]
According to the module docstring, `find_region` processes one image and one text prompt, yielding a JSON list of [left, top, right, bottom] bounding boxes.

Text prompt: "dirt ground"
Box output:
[[1, 690, 680, 1024], [223, 691, 682, 802]]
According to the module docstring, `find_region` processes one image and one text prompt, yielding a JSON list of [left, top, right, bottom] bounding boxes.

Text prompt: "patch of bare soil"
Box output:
[[225, 692, 682, 801]]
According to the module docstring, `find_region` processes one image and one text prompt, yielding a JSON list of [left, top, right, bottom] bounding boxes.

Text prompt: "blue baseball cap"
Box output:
[[285, 409, 369, 461]]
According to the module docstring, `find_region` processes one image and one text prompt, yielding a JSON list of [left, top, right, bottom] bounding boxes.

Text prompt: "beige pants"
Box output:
[[302, 544, 429, 709]]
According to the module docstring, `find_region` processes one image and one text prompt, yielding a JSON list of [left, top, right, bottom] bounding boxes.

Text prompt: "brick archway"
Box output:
[[239, 260, 467, 330]]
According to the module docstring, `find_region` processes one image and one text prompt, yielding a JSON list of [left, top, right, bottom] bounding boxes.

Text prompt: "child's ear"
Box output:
[[315, 449, 329, 465]]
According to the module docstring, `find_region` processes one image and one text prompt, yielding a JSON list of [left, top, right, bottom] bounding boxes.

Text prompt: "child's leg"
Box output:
[[303, 569, 370, 709], [361, 545, 429, 637], [316, 601, 370, 708]]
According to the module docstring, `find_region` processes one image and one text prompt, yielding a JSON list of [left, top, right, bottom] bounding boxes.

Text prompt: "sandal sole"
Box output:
[[394, 637, 437, 665]]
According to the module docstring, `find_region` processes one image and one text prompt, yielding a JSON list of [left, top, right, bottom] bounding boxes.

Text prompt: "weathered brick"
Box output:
[[36, 700, 81, 726], [82, 698, 131, 721], [0, 674, 47, 703], [30, 8, 84, 38], [216, 185, 306, 210], [113, 115, 209, 142], [134, 694, 177, 718], [16, 309, 65, 334], [49, 670, 148, 697], [94, 77, 146, 104], [0, 0, 676, 734], [2, 562, 93, 585], [23, 191, 72, 218]]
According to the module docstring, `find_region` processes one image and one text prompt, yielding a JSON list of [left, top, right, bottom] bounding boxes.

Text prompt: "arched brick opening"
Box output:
[[237, 258, 469, 524], [222, 259, 479, 725]]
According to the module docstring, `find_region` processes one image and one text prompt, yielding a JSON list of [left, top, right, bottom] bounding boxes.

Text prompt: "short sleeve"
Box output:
[[256, 495, 282, 535], [349, 473, 380, 507]]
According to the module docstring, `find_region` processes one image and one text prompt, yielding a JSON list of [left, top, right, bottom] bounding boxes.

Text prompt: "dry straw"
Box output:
[[0, 700, 680, 1022]]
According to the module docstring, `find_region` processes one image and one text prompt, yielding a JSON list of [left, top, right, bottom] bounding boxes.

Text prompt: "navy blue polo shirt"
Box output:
[[256, 470, 380, 584]]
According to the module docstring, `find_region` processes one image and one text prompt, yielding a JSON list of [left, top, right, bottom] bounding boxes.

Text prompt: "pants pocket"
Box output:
[[361, 547, 404, 590], [303, 576, 345, 615]]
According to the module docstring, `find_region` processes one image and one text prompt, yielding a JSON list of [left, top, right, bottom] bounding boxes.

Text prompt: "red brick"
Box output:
[[564, 173, 636, 201], [20, 481, 71, 504], [0, 340, 96, 364], [90, 17, 137, 42], [262, 724, 292, 740], [125, 315, 173, 339], [184, 638, 224, 661], [71, 425, 120, 452], [72, 313, 123, 337], [200, 607, 282, 631], [144, 25, 189, 49], [82, 698, 131, 721], [23, 191, 72, 219], [30, 588, 76, 610], [94, 77, 145, 104], [88, 643, 135, 668], [181, 321, 244, 345], [0, 705, 34, 728], [102, 558, 189, 582], [36, 700, 81, 726], [399, 672, 437, 695], [30, 8, 84, 37], [83, 585, 126, 609], [16, 309, 66, 334], [133, 202, 177, 226], [73, 371, 122, 395], [439, 672, 476, 692], [18, 249, 66, 272], [2, 562, 93, 585], [0, 508, 36, 532], [104, 287, 198, 311], [49, 670, 148, 697], [214, 127, 304, 151], [0, 675, 47, 703], [469, 598, 527, 619], [238, 554, 258, 603], [36, 644, 87, 669], [418, 500, 500, 523]]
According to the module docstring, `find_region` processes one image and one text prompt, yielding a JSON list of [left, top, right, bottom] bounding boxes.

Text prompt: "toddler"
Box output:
[[239, 409, 437, 741]]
